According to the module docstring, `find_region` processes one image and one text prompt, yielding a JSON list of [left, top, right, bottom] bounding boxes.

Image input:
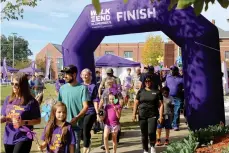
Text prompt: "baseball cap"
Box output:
[[61, 65, 78, 74], [170, 66, 174, 70], [106, 68, 113, 74], [171, 66, 179, 71], [148, 66, 154, 72], [144, 74, 153, 82]]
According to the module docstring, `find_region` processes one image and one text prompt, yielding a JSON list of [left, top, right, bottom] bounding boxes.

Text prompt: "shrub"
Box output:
[[163, 124, 229, 153]]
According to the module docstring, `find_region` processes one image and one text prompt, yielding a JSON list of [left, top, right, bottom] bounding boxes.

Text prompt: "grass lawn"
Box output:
[[0, 84, 137, 153]]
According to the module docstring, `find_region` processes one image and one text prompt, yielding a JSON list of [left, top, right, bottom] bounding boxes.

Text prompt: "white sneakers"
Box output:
[[143, 147, 156, 153], [150, 147, 156, 153]]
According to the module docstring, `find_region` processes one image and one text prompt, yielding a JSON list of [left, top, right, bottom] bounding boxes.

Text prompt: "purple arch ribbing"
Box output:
[[62, 0, 225, 130]]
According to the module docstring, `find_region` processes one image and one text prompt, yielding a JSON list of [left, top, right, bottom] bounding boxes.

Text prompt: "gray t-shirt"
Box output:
[[163, 96, 173, 115]]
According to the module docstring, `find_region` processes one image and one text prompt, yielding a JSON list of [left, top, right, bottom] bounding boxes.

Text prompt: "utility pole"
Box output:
[[12, 33, 17, 68]]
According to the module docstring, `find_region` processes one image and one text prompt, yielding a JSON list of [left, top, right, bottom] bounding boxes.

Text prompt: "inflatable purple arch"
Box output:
[[62, 0, 225, 130]]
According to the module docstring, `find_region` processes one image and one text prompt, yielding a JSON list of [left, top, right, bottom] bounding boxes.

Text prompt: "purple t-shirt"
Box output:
[[83, 84, 99, 115], [41, 122, 76, 153], [165, 75, 183, 97], [1, 96, 41, 145], [104, 104, 121, 126], [55, 79, 65, 92]]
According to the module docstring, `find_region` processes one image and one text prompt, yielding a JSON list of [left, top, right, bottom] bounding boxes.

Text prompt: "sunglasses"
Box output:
[[162, 91, 169, 95], [11, 82, 19, 88], [63, 67, 71, 71]]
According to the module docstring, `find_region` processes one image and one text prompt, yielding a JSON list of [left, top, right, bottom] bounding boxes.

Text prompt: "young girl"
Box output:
[[39, 102, 76, 153], [102, 93, 122, 153], [156, 86, 173, 146]]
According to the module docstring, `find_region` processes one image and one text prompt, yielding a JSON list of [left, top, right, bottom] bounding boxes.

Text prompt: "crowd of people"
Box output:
[[0, 64, 184, 153]]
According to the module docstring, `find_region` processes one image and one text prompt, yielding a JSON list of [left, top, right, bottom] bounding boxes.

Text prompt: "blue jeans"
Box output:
[[73, 129, 82, 153], [172, 97, 181, 128]]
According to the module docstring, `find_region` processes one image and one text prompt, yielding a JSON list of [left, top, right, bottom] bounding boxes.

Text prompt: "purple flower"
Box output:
[[109, 84, 122, 95]]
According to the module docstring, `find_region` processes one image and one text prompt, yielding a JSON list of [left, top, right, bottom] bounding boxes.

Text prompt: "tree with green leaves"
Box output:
[[142, 34, 164, 66], [14, 59, 32, 69], [35, 58, 55, 79], [93, 0, 229, 15], [1, 34, 33, 67], [35, 58, 46, 72], [1, 0, 40, 21], [1, 0, 228, 21]]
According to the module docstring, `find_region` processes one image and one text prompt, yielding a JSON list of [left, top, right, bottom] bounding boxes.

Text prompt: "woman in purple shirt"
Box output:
[[1, 73, 41, 153], [80, 68, 99, 153]]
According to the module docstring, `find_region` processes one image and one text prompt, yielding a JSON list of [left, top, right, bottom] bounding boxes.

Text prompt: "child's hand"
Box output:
[[38, 142, 47, 151], [38, 145, 44, 151], [132, 115, 136, 122], [158, 116, 164, 124], [96, 114, 100, 122], [113, 106, 118, 111]]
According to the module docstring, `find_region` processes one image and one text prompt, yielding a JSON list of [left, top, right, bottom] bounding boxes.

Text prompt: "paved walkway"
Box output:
[[91, 109, 189, 153]]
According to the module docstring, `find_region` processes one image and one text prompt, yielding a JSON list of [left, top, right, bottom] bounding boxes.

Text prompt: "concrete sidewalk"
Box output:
[[91, 109, 189, 153]]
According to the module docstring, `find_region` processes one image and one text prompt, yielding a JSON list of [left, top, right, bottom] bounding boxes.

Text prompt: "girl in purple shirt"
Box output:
[[102, 93, 122, 153], [1, 73, 41, 153], [39, 102, 76, 153]]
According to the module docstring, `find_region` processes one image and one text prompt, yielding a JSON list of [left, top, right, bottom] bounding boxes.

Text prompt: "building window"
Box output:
[[124, 51, 133, 58], [57, 58, 63, 73], [105, 51, 114, 55], [225, 51, 229, 61]]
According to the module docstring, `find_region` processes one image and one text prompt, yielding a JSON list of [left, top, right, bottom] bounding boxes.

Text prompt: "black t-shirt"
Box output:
[[136, 88, 163, 119], [140, 73, 161, 90]]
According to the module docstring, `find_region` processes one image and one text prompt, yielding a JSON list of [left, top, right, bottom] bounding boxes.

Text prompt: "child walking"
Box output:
[[156, 86, 173, 146], [39, 102, 76, 153], [101, 93, 122, 153]]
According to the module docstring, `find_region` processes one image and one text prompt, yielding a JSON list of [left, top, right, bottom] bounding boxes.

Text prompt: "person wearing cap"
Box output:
[[95, 70, 102, 89], [34, 73, 45, 105], [28, 75, 36, 97], [140, 66, 162, 90], [143, 66, 149, 73], [58, 65, 90, 153], [132, 75, 164, 153], [98, 68, 121, 99], [165, 66, 183, 131]]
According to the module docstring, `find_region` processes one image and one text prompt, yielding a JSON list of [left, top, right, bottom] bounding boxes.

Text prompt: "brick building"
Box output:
[[94, 43, 145, 61], [219, 28, 229, 64], [163, 20, 229, 67], [36, 43, 63, 79], [36, 21, 229, 79]]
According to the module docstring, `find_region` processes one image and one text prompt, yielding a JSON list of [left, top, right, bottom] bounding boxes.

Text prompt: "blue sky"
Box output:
[[1, 0, 229, 59]]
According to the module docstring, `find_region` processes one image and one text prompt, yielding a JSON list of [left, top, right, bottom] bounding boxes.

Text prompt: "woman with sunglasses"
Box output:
[[132, 75, 164, 153], [1, 73, 41, 153]]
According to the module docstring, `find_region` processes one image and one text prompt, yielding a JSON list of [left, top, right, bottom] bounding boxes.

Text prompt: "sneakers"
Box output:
[[164, 139, 169, 145], [155, 139, 162, 146], [150, 147, 156, 153], [173, 127, 180, 131], [100, 145, 105, 150], [143, 151, 148, 153]]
